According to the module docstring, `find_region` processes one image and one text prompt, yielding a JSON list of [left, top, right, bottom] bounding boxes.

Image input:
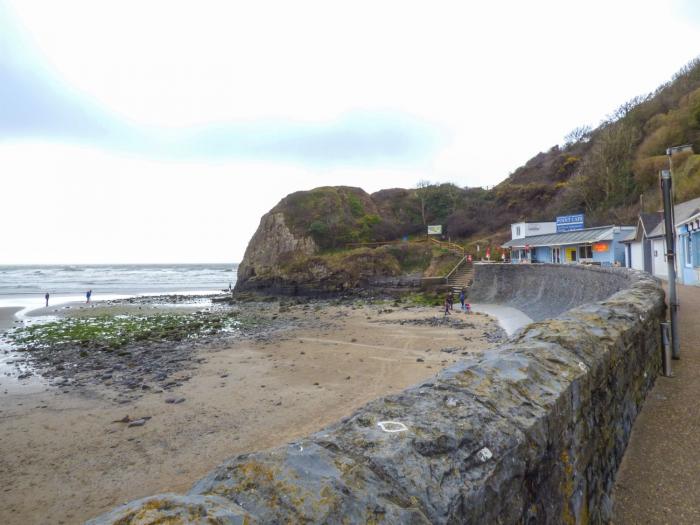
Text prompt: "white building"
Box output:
[[510, 222, 557, 240], [623, 197, 700, 284]]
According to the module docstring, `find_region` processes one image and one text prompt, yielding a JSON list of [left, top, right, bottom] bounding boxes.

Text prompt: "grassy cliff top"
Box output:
[[262, 58, 700, 253]]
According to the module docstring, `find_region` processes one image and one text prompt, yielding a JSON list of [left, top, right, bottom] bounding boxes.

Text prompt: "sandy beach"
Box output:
[[0, 306, 22, 331], [0, 298, 502, 525]]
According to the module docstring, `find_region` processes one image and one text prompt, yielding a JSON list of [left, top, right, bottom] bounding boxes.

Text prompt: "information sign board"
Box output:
[[427, 225, 442, 235], [556, 214, 584, 232]]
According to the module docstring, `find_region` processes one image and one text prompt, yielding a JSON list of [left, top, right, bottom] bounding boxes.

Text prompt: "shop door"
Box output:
[[551, 247, 561, 264], [566, 247, 577, 263]]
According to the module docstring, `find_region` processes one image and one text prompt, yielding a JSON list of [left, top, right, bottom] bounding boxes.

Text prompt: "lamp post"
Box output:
[[660, 169, 679, 360], [662, 144, 691, 360]]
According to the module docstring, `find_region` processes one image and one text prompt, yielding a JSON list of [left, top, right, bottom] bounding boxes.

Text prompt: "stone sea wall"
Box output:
[[468, 263, 637, 321], [89, 266, 664, 524]]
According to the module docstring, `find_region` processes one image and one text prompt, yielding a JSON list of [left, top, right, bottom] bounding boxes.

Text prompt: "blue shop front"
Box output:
[[676, 214, 700, 285], [502, 225, 633, 266]]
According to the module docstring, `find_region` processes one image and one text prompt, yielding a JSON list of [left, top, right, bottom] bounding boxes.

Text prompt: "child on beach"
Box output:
[[444, 295, 451, 315], [465, 302, 472, 314], [45, 292, 49, 307]]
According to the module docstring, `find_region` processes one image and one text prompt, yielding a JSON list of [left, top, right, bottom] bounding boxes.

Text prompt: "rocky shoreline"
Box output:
[[0, 291, 504, 525], [1, 292, 502, 404], [1, 294, 312, 402]]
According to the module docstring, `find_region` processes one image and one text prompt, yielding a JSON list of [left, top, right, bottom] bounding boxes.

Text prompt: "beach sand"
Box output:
[[0, 303, 499, 525], [0, 306, 21, 331]]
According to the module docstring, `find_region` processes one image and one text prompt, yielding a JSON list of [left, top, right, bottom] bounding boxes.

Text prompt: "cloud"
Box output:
[[0, 62, 124, 141], [0, 3, 442, 169], [0, 61, 442, 166], [161, 113, 442, 166], [0, 63, 440, 168]]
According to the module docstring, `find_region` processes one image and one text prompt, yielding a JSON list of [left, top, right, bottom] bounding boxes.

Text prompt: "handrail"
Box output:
[[428, 237, 465, 254], [345, 237, 467, 254], [445, 256, 468, 281], [345, 238, 429, 249]]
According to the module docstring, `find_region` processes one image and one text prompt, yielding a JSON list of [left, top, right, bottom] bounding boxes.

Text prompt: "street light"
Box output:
[[661, 144, 692, 361]]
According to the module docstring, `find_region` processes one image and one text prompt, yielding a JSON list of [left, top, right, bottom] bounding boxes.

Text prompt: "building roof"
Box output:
[[647, 197, 700, 238], [502, 226, 624, 249], [639, 212, 663, 236], [621, 213, 662, 243], [620, 229, 637, 242]]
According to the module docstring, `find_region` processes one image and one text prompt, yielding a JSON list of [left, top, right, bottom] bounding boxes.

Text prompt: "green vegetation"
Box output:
[[275, 186, 394, 249], [260, 58, 700, 273], [7, 312, 247, 351], [398, 291, 444, 307], [423, 251, 463, 278]]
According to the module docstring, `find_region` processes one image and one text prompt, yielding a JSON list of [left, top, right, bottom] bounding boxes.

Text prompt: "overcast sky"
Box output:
[[1, 0, 699, 264]]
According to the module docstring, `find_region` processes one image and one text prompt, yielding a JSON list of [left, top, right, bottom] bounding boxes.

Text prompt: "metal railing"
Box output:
[[427, 237, 465, 255], [445, 256, 468, 281]]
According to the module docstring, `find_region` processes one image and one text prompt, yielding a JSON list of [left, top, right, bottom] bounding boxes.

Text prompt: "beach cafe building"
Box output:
[[502, 223, 634, 266]]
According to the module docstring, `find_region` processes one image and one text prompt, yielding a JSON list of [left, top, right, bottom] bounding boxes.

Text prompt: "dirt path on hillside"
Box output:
[[0, 304, 501, 525]]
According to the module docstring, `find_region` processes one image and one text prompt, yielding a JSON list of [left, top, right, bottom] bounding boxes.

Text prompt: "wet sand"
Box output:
[[0, 302, 501, 525], [0, 306, 21, 331]]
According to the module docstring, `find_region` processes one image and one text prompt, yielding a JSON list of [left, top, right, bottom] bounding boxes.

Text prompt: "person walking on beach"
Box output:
[[86, 289, 92, 304], [45, 292, 49, 307], [444, 295, 451, 316], [459, 289, 466, 310]]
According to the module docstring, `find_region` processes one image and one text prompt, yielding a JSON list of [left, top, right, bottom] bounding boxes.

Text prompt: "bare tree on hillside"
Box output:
[[416, 180, 431, 225], [564, 125, 592, 146]]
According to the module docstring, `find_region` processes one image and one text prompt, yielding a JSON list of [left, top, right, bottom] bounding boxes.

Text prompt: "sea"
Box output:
[[0, 263, 238, 311]]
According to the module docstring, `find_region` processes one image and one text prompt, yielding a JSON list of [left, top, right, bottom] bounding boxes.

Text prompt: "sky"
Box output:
[[1, 0, 699, 264]]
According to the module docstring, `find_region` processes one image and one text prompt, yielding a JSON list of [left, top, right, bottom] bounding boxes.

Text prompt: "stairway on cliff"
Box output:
[[447, 260, 473, 294]]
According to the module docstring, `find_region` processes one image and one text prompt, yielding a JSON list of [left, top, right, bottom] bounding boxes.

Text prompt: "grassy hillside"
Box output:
[[494, 57, 700, 227], [269, 58, 700, 255]]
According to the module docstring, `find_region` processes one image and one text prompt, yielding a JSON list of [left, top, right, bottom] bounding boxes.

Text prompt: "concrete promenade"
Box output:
[[614, 284, 700, 523]]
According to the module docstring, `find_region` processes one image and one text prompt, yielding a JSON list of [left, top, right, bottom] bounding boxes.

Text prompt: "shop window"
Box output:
[[685, 235, 692, 267], [578, 245, 593, 259]]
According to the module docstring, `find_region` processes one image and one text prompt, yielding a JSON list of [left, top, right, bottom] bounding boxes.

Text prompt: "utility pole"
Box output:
[[660, 169, 680, 359], [663, 145, 692, 359]]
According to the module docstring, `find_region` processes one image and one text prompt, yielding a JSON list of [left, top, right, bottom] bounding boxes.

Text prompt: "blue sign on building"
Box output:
[[556, 214, 585, 232]]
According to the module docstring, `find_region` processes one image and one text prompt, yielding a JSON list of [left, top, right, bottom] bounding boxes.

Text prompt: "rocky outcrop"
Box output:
[[236, 211, 317, 286], [235, 186, 430, 294], [90, 266, 664, 524]]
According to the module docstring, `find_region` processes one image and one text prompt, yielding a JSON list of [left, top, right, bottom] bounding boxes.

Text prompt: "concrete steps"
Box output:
[[447, 263, 473, 293]]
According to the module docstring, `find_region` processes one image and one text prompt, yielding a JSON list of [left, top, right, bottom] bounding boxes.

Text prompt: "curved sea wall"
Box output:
[[90, 266, 664, 524], [468, 263, 638, 322]]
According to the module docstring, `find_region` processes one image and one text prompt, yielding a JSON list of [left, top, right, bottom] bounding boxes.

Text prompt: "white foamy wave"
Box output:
[[0, 263, 238, 306]]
